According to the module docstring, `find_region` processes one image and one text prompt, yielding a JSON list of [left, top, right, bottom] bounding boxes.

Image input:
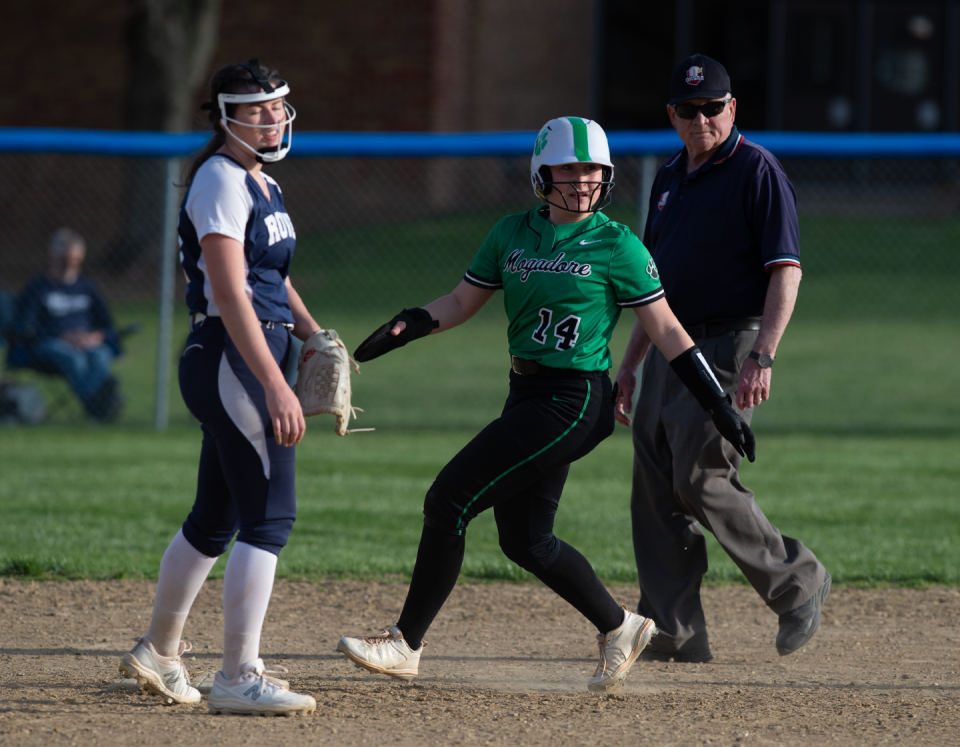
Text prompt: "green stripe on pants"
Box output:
[[454, 380, 592, 533]]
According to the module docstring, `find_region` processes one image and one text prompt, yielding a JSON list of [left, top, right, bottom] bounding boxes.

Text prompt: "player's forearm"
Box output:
[[423, 280, 495, 333], [216, 294, 288, 391], [202, 234, 288, 391], [635, 300, 755, 459], [634, 299, 697, 362], [285, 279, 322, 342], [754, 265, 801, 356], [619, 317, 653, 373], [423, 294, 469, 332]]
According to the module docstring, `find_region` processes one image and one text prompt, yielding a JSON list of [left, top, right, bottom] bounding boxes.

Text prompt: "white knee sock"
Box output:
[[221, 541, 277, 680], [146, 529, 218, 658]]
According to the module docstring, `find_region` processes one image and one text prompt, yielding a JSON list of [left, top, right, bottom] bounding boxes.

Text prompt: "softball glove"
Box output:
[[295, 329, 373, 436]]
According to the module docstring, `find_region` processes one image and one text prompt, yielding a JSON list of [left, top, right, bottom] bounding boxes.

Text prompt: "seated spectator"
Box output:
[[13, 228, 124, 421]]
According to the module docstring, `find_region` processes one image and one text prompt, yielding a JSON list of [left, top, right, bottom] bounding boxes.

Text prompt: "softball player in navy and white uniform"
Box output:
[[119, 60, 316, 716], [336, 117, 755, 691]]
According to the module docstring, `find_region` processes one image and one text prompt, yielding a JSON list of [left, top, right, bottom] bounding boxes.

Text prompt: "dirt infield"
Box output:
[[1, 579, 958, 746]]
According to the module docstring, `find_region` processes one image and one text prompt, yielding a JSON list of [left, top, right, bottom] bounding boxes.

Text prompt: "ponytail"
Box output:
[[181, 128, 226, 188]]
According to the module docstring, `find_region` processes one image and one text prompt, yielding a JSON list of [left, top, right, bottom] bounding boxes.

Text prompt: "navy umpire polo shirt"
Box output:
[[642, 125, 801, 325]]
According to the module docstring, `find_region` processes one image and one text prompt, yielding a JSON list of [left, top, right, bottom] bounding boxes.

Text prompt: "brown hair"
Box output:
[[182, 61, 283, 187]]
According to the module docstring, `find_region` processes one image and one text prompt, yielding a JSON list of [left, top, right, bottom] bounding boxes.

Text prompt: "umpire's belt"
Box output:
[[510, 355, 601, 379], [682, 316, 762, 338]]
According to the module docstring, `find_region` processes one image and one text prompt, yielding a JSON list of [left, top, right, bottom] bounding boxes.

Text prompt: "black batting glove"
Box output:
[[353, 307, 438, 362], [670, 345, 757, 462], [709, 396, 756, 463]]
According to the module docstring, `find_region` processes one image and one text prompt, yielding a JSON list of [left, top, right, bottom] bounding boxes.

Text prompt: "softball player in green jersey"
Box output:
[[337, 117, 754, 692]]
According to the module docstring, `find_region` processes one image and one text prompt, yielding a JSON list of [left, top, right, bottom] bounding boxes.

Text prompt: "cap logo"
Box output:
[[685, 66, 704, 85], [534, 129, 549, 156], [658, 191, 669, 210]]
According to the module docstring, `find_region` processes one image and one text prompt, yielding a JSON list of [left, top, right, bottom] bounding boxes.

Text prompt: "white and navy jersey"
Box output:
[[179, 153, 297, 324]]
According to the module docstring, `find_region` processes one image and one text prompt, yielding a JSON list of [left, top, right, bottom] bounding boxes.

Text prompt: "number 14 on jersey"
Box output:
[[532, 308, 581, 351]]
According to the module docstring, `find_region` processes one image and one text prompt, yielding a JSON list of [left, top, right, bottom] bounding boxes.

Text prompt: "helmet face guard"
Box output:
[[534, 164, 614, 213], [530, 117, 615, 214], [208, 59, 297, 164]]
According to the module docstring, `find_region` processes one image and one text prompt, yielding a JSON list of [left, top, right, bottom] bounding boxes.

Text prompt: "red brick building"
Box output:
[[4, 1, 956, 133], [4, 0, 598, 133]]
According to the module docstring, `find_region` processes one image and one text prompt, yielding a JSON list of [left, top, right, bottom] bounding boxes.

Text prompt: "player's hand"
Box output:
[[710, 399, 756, 462], [353, 308, 437, 362], [266, 381, 306, 447], [61, 329, 104, 349], [736, 357, 771, 410], [614, 366, 637, 426]]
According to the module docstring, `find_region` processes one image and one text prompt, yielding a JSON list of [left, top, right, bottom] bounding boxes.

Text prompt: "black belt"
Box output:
[[260, 319, 295, 331], [682, 317, 762, 338], [190, 313, 294, 332], [510, 355, 602, 379]]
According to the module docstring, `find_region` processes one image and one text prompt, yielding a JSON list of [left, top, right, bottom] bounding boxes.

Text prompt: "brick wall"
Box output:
[[2, 0, 130, 129], [0, 0, 599, 293], [4, 0, 597, 133], [4, 0, 436, 132]]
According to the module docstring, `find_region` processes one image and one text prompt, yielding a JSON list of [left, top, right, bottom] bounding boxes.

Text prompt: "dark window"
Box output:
[[871, 3, 943, 131], [781, 2, 857, 130], [599, 0, 768, 130], [686, 0, 770, 131], [600, 0, 675, 129]]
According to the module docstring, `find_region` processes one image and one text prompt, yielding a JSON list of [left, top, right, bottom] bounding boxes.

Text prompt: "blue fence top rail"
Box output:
[[2, 127, 960, 158]]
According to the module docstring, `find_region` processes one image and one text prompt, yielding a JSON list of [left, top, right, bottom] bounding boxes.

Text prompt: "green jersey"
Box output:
[[465, 207, 664, 371]]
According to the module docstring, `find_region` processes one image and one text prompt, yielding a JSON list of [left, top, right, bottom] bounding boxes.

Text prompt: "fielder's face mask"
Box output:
[[207, 58, 297, 164]]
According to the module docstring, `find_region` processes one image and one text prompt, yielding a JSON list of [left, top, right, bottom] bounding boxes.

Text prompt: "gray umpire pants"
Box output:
[[631, 328, 825, 650]]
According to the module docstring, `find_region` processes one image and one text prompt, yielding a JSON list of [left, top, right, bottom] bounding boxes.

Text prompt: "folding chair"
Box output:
[[1, 291, 139, 422]]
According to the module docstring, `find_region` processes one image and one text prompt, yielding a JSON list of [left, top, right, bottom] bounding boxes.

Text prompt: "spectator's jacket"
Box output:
[[13, 276, 120, 355]]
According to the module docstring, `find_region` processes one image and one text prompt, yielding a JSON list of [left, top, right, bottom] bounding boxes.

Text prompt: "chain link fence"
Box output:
[[2, 132, 959, 428]]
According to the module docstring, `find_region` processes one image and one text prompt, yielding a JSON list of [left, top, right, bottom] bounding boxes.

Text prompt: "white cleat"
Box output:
[[118, 637, 201, 705], [587, 605, 657, 692], [207, 659, 316, 716], [193, 668, 289, 695], [336, 625, 423, 681]]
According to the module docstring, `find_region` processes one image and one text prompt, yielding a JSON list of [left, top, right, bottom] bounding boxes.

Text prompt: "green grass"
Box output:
[[2, 211, 958, 586], [0, 425, 957, 585], [797, 215, 960, 320], [17, 308, 960, 435], [14, 209, 958, 431], [289, 211, 960, 320]]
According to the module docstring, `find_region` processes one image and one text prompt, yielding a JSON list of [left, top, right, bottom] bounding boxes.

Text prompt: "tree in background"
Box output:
[[102, 0, 221, 273]]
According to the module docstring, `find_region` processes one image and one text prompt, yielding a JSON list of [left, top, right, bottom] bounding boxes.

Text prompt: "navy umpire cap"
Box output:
[[669, 54, 731, 105]]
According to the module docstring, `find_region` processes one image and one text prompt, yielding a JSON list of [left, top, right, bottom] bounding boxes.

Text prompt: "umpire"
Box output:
[[614, 54, 830, 661]]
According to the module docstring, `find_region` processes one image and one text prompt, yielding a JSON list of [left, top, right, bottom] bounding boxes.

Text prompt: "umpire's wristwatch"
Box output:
[[748, 350, 774, 368]]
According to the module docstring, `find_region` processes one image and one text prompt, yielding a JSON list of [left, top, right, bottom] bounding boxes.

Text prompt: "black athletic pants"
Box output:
[[396, 369, 625, 649]]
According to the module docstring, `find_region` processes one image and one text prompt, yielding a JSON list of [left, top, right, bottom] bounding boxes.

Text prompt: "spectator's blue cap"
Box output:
[[669, 54, 731, 105]]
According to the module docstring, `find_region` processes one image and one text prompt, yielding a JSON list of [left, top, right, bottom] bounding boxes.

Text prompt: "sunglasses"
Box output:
[[673, 98, 732, 120]]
